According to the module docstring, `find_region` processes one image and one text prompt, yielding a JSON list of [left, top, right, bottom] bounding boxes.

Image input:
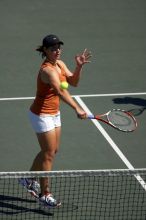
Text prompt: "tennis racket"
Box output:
[[88, 109, 137, 132]]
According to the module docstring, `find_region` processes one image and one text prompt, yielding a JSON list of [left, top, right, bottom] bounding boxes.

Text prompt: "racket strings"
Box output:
[[107, 110, 136, 131]]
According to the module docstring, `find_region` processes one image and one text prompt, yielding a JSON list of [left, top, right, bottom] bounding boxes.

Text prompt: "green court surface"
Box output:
[[0, 0, 146, 219], [0, 0, 146, 171]]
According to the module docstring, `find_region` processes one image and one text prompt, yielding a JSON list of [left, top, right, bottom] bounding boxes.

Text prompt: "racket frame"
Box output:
[[88, 109, 137, 132]]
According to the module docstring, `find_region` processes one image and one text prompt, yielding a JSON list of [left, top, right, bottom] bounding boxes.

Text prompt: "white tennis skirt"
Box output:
[[28, 110, 61, 133]]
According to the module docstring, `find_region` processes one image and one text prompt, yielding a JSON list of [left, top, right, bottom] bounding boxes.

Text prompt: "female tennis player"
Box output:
[[19, 34, 91, 208]]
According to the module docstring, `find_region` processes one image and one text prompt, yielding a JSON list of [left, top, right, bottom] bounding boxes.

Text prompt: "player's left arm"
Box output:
[[59, 49, 92, 87]]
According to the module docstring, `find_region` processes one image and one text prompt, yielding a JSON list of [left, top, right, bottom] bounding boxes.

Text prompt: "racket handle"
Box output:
[[87, 114, 95, 119]]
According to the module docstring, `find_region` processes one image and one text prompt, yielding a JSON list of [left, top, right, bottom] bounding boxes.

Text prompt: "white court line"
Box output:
[[74, 92, 146, 98], [0, 97, 34, 101], [0, 91, 146, 101], [75, 96, 146, 191]]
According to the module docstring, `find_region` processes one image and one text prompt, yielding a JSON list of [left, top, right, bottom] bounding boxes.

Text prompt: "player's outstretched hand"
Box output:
[[75, 49, 92, 67]]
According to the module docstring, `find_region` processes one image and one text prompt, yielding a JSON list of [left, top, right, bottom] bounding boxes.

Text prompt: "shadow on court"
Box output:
[[0, 194, 53, 217], [113, 97, 146, 116], [0, 194, 77, 218]]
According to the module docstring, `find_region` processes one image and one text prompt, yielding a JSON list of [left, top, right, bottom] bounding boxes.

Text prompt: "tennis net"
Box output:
[[0, 169, 146, 220]]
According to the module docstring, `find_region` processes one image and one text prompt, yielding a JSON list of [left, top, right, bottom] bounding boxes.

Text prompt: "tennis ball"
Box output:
[[60, 81, 69, 89]]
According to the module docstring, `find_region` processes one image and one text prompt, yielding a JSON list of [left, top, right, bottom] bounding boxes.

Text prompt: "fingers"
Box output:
[[77, 111, 87, 119], [82, 48, 88, 55], [75, 49, 92, 67], [82, 48, 91, 56], [82, 48, 92, 60]]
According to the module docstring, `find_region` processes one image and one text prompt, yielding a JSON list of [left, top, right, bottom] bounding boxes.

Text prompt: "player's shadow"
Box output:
[[0, 194, 77, 217], [112, 97, 146, 117], [0, 194, 53, 216]]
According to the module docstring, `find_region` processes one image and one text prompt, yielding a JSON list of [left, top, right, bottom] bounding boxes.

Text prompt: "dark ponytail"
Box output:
[[36, 45, 46, 58]]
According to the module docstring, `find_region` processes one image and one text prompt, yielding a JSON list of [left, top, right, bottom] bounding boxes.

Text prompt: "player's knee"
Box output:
[[43, 149, 56, 162]]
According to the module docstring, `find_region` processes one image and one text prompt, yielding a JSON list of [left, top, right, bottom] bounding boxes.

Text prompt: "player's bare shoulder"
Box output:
[[57, 60, 72, 77], [57, 59, 66, 67], [40, 66, 54, 83]]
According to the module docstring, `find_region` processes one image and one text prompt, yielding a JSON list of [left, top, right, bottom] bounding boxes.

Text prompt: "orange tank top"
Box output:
[[30, 61, 67, 115]]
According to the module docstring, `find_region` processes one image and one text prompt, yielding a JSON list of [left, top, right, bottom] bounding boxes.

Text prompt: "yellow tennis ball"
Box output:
[[60, 81, 69, 89]]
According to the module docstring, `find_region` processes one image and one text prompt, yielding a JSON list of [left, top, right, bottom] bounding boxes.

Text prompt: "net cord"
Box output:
[[0, 168, 146, 178], [1, 168, 146, 192]]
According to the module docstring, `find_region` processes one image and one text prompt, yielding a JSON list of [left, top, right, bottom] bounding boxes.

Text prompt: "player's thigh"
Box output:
[[36, 127, 61, 152], [54, 126, 61, 153]]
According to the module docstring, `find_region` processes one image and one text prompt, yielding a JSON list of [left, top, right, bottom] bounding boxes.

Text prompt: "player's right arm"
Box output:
[[40, 67, 87, 119]]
